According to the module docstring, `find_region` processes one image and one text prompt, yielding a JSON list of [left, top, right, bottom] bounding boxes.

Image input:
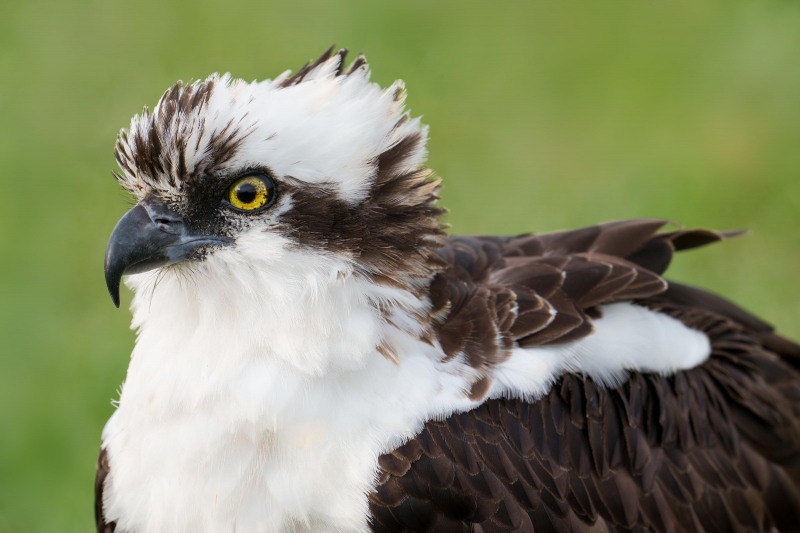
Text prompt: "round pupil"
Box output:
[[236, 183, 258, 204]]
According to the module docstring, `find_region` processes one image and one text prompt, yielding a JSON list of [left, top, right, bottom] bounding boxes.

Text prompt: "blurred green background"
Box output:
[[1, 0, 799, 531]]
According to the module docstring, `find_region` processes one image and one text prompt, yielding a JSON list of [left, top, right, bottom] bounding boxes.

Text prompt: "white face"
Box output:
[[104, 50, 447, 372], [108, 51, 441, 285]]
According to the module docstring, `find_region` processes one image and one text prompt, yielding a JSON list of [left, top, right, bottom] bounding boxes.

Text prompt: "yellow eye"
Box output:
[[226, 173, 275, 211]]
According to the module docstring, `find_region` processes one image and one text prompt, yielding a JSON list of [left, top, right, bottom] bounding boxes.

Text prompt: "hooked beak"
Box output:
[[104, 199, 230, 307]]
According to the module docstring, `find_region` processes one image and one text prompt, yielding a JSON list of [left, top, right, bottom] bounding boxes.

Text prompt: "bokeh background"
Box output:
[[1, 1, 799, 531]]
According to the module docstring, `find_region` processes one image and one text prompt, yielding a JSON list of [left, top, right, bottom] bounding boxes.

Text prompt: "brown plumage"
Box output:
[[369, 220, 800, 532], [427, 220, 745, 398]]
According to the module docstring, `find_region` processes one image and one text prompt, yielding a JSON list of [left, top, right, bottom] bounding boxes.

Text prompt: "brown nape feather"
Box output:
[[269, 48, 451, 292], [277, 131, 447, 295], [368, 219, 800, 532]]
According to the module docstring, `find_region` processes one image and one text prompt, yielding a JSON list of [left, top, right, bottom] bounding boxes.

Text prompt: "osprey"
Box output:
[[97, 48, 800, 533]]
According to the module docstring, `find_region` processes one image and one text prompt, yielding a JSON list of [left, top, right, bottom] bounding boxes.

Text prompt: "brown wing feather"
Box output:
[[95, 448, 116, 533], [430, 219, 734, 395], [370, 302, 800, 532], [371, 219, 800, 531]]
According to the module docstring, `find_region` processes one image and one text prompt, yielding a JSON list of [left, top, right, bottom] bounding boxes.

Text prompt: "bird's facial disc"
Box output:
[[104, 171, 278, 307]]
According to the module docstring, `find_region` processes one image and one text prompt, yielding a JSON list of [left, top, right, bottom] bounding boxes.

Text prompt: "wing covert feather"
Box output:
[[430, 220, 736, 388]]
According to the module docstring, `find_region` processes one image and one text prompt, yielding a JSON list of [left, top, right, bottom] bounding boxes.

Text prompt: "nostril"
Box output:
[[154, 216, 180, 226], [153, 217, 185, 235], [142, 198, 185, 232], [150, 211, 184, 230]]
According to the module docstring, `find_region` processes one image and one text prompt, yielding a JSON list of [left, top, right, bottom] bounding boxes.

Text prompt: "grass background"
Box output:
[[1, 1, 799, 531]]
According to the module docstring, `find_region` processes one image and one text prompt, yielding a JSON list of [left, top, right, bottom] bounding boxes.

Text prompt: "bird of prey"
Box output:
[[98, 48, 800, 533]]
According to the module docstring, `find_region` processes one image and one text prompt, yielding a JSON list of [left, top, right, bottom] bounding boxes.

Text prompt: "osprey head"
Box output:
[[105, 48, 445, 307]]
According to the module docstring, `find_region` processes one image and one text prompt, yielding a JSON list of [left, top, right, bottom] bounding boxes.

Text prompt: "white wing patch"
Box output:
[[491, 302, 711, 400]]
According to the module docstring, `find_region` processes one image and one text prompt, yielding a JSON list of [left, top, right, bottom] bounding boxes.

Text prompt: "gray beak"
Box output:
[[104, 199, 229, 307]]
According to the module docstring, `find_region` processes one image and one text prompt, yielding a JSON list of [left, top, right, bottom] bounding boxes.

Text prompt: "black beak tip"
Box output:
[[109, 287, 121, 309], [105, 257, 122, 308]]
